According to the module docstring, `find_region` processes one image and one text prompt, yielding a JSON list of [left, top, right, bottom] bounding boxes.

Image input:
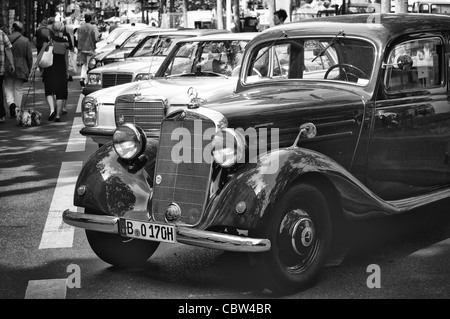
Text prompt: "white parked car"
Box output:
[[83, 28, 230, 95], [80, 32, 258, 146]]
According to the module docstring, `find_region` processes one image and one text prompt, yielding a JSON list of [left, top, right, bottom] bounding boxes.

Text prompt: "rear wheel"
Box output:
[[250, 183, 333, 294]]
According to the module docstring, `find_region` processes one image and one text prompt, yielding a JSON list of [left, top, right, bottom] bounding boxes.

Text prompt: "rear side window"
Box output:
[[384, 37, 442, 92]]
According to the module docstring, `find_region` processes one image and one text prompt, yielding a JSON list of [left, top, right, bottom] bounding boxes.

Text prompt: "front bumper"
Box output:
[[63, 210, 271, 253], [80, 127, 115, 145]]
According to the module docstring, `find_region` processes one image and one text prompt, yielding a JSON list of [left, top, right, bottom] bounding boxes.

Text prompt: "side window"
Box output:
[[384, 37, 442, 92]]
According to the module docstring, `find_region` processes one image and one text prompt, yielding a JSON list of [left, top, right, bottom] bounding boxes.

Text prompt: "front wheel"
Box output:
[[86, 230, 160, 268], [250, 183, 333, 294]]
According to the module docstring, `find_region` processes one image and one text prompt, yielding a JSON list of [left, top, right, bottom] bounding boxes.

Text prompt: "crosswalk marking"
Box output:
[[38, 162, 83, 249], [66, 117, 86, 152], [25, 279, 67, 299], [76, 94, 83, 113]]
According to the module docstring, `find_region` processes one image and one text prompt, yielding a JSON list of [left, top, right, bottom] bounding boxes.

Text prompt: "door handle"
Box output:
[[377, 110, 399, 126]]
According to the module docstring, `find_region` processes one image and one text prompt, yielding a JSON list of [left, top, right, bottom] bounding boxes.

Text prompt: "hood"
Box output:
[[197, 83, 366, 131], [88, 56, 166, 74], [89, 76, 239, 105], [94, 44, 116, 57]]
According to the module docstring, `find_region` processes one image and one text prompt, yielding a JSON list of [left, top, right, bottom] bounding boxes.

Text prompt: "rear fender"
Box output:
[[74, 140, 158, 219]]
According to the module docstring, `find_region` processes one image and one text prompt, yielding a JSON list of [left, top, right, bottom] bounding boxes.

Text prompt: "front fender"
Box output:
[[201, 147, 398, 230], [74, 140, 158, 219]]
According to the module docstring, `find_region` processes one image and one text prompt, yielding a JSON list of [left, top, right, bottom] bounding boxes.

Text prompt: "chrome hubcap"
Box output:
[[278, 209, 319, 272]]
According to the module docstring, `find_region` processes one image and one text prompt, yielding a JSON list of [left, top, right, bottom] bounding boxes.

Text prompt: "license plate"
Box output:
[[119, 219, 176, 244]]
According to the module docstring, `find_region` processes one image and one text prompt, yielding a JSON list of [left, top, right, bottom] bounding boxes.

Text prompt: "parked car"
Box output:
[[63, 13, 450, 294], [80, 32, 257, 146], [94, 25, 150, 55], [89, 27, 175, 71], [83, 28, 231, 95], [95, 26, 130, 52]]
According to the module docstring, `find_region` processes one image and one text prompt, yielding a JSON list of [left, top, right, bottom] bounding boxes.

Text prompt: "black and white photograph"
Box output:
[[1, 0, 449, 308]]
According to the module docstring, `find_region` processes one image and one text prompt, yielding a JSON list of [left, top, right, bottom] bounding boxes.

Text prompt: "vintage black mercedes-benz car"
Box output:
[[63, 14, 450, 293]]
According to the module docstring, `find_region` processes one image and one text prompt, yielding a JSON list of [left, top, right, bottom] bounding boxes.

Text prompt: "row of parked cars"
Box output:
[[64, 13, 450, 294]]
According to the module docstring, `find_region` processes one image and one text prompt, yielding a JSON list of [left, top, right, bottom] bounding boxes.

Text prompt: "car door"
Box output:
[[367, 35, 450, 200]]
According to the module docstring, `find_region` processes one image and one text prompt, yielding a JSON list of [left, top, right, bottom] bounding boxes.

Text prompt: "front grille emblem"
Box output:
[[165, 203, 181, 222], [117, 115, 125, 125], [155, 174, 162, 185]]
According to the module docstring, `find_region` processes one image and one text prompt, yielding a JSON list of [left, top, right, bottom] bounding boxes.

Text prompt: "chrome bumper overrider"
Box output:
[[63, 210, 271, 252]]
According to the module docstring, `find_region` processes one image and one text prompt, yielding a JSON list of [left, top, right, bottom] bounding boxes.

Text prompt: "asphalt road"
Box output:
[[0, 64, 449, 304]]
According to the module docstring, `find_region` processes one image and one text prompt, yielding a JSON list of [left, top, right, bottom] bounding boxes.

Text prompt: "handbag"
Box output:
[[68, 47, 78, 76], [38, 41, 53, 69]]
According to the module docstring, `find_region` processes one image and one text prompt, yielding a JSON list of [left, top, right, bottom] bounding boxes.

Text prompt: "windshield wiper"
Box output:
[[311, 30, 345, 63]]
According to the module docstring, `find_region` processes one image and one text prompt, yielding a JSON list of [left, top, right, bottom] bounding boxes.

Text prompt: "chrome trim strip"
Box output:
[[62, 210, 271, 252]]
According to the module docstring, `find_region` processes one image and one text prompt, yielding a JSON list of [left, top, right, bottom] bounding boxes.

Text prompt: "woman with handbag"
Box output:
[[40, 21, 73, 122]]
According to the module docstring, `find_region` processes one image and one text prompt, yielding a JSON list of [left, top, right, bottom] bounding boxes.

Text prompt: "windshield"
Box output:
[[245, 37, 375, 86], [121, 31, 153, 48], [113, 29, 136, 45], [105, 28, 126, 43], [131, 34, 191, 57], [161, 40, 250, 77]]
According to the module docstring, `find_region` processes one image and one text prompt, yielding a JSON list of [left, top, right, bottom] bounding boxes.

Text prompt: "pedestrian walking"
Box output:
[[41, 21, 73, 122], [33, 19, 51, 54], [77, 13, 99, 87], [4, 21, 33, 118], [0, 28, 15, 122]]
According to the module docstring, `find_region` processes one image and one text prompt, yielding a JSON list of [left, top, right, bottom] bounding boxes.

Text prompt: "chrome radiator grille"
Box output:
[[114, 97, 165, 134], [102, 73, 133, 88], [152, 117, 215, 225]]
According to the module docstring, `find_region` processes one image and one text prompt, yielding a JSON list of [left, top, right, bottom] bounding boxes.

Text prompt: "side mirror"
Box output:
[[396, 54, 413, 71]]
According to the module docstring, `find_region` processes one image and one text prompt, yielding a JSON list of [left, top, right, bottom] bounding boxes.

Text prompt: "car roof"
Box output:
[[176, 32, 258, 43], [258, 13, 450, 45]]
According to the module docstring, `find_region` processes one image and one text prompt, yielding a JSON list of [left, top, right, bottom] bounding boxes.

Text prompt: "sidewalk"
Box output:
[[1, 45, 83, 126]]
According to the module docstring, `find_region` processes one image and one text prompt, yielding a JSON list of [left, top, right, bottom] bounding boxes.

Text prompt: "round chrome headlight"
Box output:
[[113, 124, 146, 160], [211, 128, 246, 167]]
